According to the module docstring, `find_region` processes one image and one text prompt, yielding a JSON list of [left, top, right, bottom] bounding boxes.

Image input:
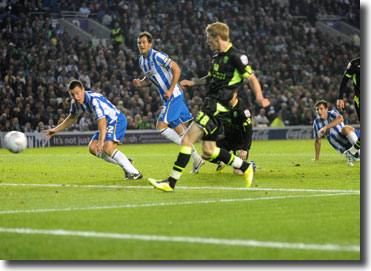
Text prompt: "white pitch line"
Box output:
[[0, 192, 356, 215], [0, 152, 339, 157], [0, 227, 360, 253], [0, 183, 360, 194]]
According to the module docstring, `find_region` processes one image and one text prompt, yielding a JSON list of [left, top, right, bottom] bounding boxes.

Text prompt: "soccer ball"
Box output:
[[4, 131, 28, 153]]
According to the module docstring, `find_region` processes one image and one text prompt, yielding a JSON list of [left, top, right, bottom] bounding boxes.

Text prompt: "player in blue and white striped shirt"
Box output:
[[43, 79, 142, 179], [133, 31, 204, 174], [313, 100, 360, 166]]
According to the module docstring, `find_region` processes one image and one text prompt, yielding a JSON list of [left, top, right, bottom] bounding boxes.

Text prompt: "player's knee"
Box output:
[[88, 140, 96, 155], [156, 121, 167, 130], [103, 143, 115, 156], [341, 126, 352, 135], [181, 135, 192, 146], [201, 148, 214, 160]]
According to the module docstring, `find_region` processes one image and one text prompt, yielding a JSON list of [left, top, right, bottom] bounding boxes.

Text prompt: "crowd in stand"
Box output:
[[0, 0, 360, 133]]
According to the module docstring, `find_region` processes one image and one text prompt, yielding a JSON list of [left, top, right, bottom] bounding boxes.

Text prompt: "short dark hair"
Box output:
[[138, 31, 152, 43], [315, 100, 328, 108], [68, 79, 84, 91]]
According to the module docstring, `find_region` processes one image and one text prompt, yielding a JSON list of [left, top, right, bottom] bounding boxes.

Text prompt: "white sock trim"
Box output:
[[231, 156, 243, 169], [170, 170, 182, 180]]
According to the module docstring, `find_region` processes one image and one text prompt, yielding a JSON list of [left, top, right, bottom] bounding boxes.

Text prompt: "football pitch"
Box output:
[[0, 139, 360, 260]]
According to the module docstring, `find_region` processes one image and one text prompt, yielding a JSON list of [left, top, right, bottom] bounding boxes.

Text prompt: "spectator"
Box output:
[[111, 21, 123, 53], [36, 121, 45, 132], [79, 2, 91, 15], [136, 115, 151, 130], [270, 112, 285, 127], [23, 122, 33, 133], [79, 112, 92, 131], [11, 117, 21, 131], [0, 0, 360, 134], [253, 108, 270, 127]]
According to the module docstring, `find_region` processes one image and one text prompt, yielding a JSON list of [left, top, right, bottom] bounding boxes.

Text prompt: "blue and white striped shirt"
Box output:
[[70, 91, 121, 124], [313, 108, 349, 154], [139, 48, 182, 101]]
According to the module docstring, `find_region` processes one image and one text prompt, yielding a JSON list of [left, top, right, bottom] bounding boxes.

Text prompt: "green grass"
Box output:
[[0, 139, 360, 260]]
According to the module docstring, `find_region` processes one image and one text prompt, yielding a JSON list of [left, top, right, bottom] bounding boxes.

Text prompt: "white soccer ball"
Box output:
[[4, 131, 28, 153]]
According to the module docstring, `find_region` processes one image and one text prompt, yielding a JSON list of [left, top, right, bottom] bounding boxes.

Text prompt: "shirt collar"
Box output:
[[146, 48, 153, 60], [84, 91, 90, 104], [224, 43, 232, 53]]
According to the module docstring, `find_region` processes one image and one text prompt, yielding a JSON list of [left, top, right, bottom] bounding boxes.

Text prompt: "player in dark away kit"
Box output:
[[336, 57, 360, 157], [213, 97, 254, 175]]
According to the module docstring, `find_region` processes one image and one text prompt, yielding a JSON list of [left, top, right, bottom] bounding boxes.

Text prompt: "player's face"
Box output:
[[316, 104, 328, 120], [137, 36, 152, 56], [69, 86, 85, 104], [206, 33, 219, 51]]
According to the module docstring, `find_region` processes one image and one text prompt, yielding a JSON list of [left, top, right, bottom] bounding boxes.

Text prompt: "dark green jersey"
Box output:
[[207, 44, 254, 105], [339, 57, 360, 98], [222, 98, 252, 150]]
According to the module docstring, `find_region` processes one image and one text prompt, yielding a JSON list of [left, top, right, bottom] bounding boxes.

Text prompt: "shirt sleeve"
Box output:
[[155, 52, 172, 69], [329, 108, 341, 119], [232, 52, 254, 79]]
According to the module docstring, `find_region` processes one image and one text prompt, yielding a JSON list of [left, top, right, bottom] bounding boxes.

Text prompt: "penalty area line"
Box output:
[[0, 192, 356, 215], [0, 227, 360, 253], [0, 183, 360, 194]]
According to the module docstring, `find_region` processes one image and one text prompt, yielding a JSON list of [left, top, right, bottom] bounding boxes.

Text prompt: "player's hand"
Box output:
[[164, 90, 173, 100], [133, 79, 141, 87], [319, 127, 327, 137], [238, 150, 248, 161], [43, 129, 57, 139], [259, 98, 270, 108], [336, 99, 344, 112], [180, 80, 194, 88], [96, 141, 104, 155]]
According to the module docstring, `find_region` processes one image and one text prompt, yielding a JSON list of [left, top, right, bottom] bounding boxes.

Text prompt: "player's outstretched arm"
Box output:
[[313, 138, 321, 161], [180, 75, 209, 88], [321, 115, 344, 136], [246, 74, 270, 107], [43, 114, 77, 139], [133, 76, 150, 87], [336, 99, 345, 112]]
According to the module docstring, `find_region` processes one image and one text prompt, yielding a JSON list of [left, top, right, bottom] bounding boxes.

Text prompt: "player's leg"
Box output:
[[148, 122, 204, 191], [201, 140, 254, 187], [168, 122, 204, 188], [89, 134, 118, 164], [351, 98, 360, 153], [178, 103, 205, 173], [157, 98, 204, 172], [157, 97, 183, 144], [103, 140, 141, 178], [105, 113, 142, 179], [343, 125, 360, 159], [157, 119, 182, 144]]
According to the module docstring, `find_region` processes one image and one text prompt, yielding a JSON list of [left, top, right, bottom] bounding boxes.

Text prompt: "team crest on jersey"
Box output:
[[213, 63, 219, 71], [244, 109, 251, 118], [223, 56, 229, 64], [240, 55, 248, 65]]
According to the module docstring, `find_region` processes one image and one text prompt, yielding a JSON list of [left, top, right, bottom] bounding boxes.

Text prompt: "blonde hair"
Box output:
[[205, 22, 229, 41]]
